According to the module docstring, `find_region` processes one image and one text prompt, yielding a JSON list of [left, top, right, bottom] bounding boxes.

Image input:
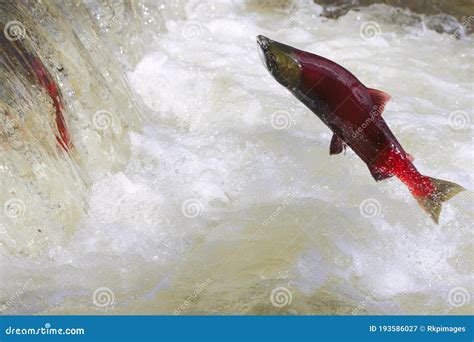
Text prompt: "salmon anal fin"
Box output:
[[367, 88, 391, 113], [329, 134, 345, 155], [368, 164, 393, 181]]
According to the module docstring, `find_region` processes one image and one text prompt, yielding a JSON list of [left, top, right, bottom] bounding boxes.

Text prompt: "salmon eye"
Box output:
[[267, 52, 276, 69]]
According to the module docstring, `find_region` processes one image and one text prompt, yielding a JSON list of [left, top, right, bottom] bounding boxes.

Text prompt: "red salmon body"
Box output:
[[31, 57, 71, 151], [257, 35, 464, 223], [294, 50, 406, 178], [1, 25, 72, 152]]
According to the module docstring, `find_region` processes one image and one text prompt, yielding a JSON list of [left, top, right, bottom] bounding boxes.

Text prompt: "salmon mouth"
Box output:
[[256, 35, 270, 50], [256, 35, 273, 72]]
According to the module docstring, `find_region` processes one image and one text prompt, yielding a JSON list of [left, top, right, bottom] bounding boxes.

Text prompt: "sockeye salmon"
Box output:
[[256, 35, 463, 224]]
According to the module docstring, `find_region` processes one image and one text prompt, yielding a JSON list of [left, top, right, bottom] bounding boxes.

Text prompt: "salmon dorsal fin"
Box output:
[[329, 134, 345, 155], [367, 88, 391, 113]]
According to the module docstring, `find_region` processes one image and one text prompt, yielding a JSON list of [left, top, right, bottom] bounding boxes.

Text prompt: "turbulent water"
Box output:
[[1, 0, 472, 315]]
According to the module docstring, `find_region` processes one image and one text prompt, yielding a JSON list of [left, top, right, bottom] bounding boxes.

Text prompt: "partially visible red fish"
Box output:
[[257, 35, 464, 223], [30, 57, 71, 151], [1, 24, 72, 152]]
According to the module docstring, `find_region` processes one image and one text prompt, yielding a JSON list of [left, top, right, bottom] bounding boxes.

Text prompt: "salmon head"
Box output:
[[256, 35, 302, 89]]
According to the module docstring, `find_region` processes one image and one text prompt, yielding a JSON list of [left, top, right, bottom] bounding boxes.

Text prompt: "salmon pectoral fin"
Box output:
[[413, 177, 464, 224], [329, 134, 345, 155], [367, 88, 391, 111], [368, 164, 393, 181]]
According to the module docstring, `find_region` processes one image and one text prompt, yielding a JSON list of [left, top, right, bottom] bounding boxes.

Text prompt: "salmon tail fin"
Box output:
[[413, 177, 464, 224]]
